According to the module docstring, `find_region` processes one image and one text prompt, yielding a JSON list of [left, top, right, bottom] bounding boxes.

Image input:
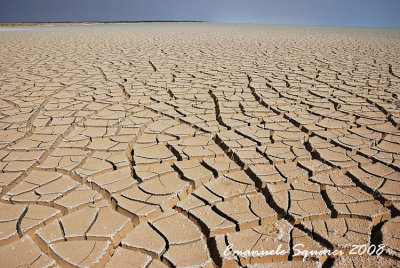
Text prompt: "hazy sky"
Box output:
[[1, 0, 399, 28]]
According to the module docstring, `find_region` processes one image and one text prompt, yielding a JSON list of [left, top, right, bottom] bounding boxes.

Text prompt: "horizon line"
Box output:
[[1, 21, 399, 29]]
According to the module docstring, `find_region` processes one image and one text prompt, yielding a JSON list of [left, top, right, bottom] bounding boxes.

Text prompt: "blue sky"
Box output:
[[1, 0, 399, 28]]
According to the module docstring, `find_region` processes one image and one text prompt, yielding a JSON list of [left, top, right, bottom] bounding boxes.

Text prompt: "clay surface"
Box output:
[[0, 23, 399, 267]]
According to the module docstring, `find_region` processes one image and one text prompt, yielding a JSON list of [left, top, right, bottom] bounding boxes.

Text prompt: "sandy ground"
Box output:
[[0, 23, 399, 267]]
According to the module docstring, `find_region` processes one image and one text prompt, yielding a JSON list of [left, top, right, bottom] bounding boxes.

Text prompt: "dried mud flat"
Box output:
[[0, 23, 400, 267]]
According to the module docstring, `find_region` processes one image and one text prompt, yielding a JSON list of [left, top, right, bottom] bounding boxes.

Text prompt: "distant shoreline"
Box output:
[[0, 21, 208, 27], [1, 21, 399, 30]]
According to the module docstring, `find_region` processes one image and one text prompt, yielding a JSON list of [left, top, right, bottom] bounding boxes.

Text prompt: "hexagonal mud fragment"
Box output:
[[55, 184, 103, 211], [150, 209, 202, 245], [235, 125, 272, 145], [34, 175, 79, 200], [92, 150, 130, 168], [359, 145, 400, 168], [272, 129, 308, 143], [331, 133, 373, 150], [175, 194, 205, 212], [163, 238, 213, 267], [1, 159, 37, 173], [35, 125, 70, 135], [225, 169, 256, 184], [192, 184, 223, 205], [113, 194, 161, 222], [317, 118, 352, 130], [105, 247, 152, 268], [258, 141, 310, 164], [0, 128, 28, 148], [164, 123, 201, 139], [267, 181, 330, 223], [9, 133, 59, 151], [204, 171, 257, 202], [301, 218, 372, 252], [220, 113, 258, 130], [202, 156, 240, 176], [0, 172, 22, 189], [297, 159, 332, 175], [133, 144, 176, 165], [133, 162, 175, 182], [120, 115, 154, 129], [38, 147, 88, 171], [174, 159, 213, 188], [116, 172, 191, 212], [122, 187, 180, 212], [348, 126, 383, 141], [3, 170, 62, 201], [5, 174, 78, 204], [347, 163, 400, 205], [138, 171, 190, 196], [74, 156, 114, 177], [0, 235, 55, 267], [183, 118, 225, 135], [310, 169, 355, 188], [88, 167, 136, 197], [122, 221, 166, 256], [169, 135, 225, 160], [50, 240, 112, 267], [233, 148, 269, 167], [308, 136, 333, 150], [20, 205, 60, 234], [325, 186, 391, 225], [86, 207, 132, 246], [146, 101, 177, 116], [374, 139, 400, 157], [316, 147, 369, 170], [2, 149, 43, 163], [187, 205, 236, 237], [80, 126, 118, 137], [247, 164, 285, 186], [216, 130, 257, 151], [215, 193, 278, 230], [87, 137, 120, 151], [119, 126, 141, 136], [0, 203, 27, 244], [59, 137, 90, 149], [314, 129, 348, 144], [381, 217, 400, 258], [35, 220, 65, 251], [136, 132, 175, 145], [60, 206, 98, 240], [274, 162, 308, 183], [247, 193, 279, 224]]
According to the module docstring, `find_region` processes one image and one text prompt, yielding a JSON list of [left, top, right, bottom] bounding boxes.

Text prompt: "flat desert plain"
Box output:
[[0, 23, 399, 267]]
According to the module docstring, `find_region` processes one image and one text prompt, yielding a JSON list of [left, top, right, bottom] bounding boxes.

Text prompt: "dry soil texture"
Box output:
[[0, 23, 400, 267]]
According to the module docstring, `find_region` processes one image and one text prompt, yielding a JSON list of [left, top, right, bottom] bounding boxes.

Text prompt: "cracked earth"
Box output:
[[0, 24, 399, 267]]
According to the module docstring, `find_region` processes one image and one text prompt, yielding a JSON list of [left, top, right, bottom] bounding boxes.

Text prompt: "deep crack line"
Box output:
[[149, 60, 157, 72]]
